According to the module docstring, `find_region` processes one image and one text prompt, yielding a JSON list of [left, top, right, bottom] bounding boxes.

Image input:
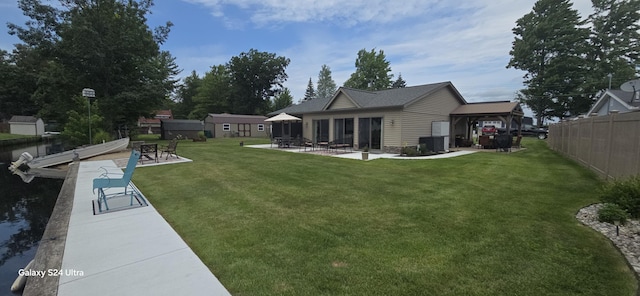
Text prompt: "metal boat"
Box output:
[[9, 137, 130, 169]]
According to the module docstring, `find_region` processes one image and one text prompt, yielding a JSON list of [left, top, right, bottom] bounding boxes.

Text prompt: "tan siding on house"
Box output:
[[327, 94, 357, 110], [401, 87, 463, 146], [301, 110, 402, 149], [297, 86, 463, 150]]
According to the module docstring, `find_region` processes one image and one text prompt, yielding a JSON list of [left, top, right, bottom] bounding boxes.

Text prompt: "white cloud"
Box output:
[[179, 0, 595, 107], [183, 0, 482, 27]]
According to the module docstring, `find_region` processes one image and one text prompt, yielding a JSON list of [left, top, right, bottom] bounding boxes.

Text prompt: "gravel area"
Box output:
[[576, 203, 640, 275]]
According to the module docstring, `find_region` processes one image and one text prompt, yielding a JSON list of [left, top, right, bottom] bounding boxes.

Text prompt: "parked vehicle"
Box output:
[[497, 124, 548, 139], [481, 125, 497, 135]]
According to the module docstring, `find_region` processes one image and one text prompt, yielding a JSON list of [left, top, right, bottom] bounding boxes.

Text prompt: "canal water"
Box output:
[[0, 141, 65, 295]]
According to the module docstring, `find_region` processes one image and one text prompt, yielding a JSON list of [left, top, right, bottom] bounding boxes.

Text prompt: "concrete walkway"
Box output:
[[57, 160, 230, 296]]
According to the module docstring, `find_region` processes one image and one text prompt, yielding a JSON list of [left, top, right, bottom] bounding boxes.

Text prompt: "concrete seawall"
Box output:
[[23, 163, 78, 296]]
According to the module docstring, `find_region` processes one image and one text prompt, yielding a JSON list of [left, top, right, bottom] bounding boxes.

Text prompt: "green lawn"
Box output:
[[133, 138, 637, 295], [0, 133, 35, 140]]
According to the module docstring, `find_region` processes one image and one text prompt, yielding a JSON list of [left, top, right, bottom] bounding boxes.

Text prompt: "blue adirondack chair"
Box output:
[[93, 150, 146, 212]]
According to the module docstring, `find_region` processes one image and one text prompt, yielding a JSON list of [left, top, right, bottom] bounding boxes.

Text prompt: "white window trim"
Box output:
[[258, 124, 264, 131], [223, 123, 230, 131]]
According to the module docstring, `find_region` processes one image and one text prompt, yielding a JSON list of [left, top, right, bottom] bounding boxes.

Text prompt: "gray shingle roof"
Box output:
[[270, 82, 462, 116], [9, 115, 39, 123], [206, 113, 268, 124], [161, 119, 203, 130], [450, 102, 523, 116], [610, 90, 640, 107]]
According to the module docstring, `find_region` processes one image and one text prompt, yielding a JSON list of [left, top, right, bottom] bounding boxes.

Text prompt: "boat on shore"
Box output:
[[9, 137, 130, 169], [10, 259, 34, 293]]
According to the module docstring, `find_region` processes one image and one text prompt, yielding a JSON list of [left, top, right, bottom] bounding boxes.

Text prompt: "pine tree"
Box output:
[[392, 73, 406, 88], [316, 64, 337, 100], [585, 0, 640, 95], [304, 78, 315, 101], [507, 0, 590, 121]]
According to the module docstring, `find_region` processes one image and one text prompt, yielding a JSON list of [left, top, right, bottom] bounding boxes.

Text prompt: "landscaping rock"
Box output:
[[576, 203, 640, 274]]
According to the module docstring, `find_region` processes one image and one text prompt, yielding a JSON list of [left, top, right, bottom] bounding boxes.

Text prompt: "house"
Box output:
[[204, 113, 270, 138], [586, 89, 640, 116], [138, 110, 173, 134], [8, 116, 45, 136], [160, 119, 203, 140], [271, 81, 524, 153]]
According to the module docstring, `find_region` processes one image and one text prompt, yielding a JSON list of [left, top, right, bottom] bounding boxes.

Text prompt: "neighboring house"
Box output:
[[270, 81, 524, 153], [8, 116, 45, 136], [586, 89, 640, 116], [204, 113, 270, 138], [160, 119, 203, 140], [138, 110, 173, 134]]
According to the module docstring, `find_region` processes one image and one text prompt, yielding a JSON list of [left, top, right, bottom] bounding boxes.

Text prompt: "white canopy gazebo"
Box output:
[[265, 112, 302, 147]]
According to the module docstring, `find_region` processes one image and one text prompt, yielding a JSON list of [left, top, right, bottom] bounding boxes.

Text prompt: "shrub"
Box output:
[[402, 146, 418, 157], [418, 144, 438, 156], [598, 203, 629, 224], [599, 177, 640, 218], [92, 130, 113, 144]]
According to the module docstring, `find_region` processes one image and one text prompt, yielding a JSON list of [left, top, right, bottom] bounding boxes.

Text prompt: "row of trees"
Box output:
[[0, 0, 178, 144], [508, 0, 639, 125], [300, 49, 406, 102], [176, 48, 406, 118], [174, 49, 290, 119]]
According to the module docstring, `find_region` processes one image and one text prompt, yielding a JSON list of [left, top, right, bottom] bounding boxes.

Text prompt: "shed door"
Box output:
[[238, 123, 251, 137]]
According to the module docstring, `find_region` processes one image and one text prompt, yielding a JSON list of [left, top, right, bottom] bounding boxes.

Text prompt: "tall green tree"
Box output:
[[7, 0, 178, 134], [191, 65, 231, 119], [227, 49, 290, 115], [304, 78, 315, 101], [585, 0, 640, 94], [0, 50, 39, 120], [344, 48, 393, 91], [61, 96, 107, 145], [507, 0, 590, 121], [174, 71, 201, 118], [392, 73, 407, 88], [273, 87, 293, 110], [316, 64, 337, 100]]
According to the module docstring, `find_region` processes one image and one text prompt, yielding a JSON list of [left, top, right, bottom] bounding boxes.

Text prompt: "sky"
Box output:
[[0, 0, 596, 114]]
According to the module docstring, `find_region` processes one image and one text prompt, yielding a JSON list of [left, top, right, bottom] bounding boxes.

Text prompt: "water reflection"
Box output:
[[0, 141, 64, 294]]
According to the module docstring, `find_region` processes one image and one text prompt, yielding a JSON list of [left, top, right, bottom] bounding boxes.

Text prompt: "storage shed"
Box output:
[[204, 113, 270, 138], [160, 119, 203, 140], [9, 116, 45, 136]]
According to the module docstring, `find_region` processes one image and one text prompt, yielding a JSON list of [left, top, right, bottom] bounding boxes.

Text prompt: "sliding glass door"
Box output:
[[313, 119, 329, 143], [334, 118, 354, 145], [358, 117, 382, 150]]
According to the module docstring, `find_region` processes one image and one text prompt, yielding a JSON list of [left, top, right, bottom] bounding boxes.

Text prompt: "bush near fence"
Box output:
[[548, 111, 640, 180]]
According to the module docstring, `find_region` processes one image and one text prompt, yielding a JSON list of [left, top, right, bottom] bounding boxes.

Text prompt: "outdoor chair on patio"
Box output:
[[93, 150, 147, 212], [131, 141, 144, 151], [160, 140, 178, 159], [300, 138, 315, 151], [328, 138, 353, 153]]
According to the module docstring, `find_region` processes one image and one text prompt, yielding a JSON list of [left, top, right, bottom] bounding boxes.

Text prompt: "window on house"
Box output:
[[223, 123, 230, 131], [258, 124, 264, 131]]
